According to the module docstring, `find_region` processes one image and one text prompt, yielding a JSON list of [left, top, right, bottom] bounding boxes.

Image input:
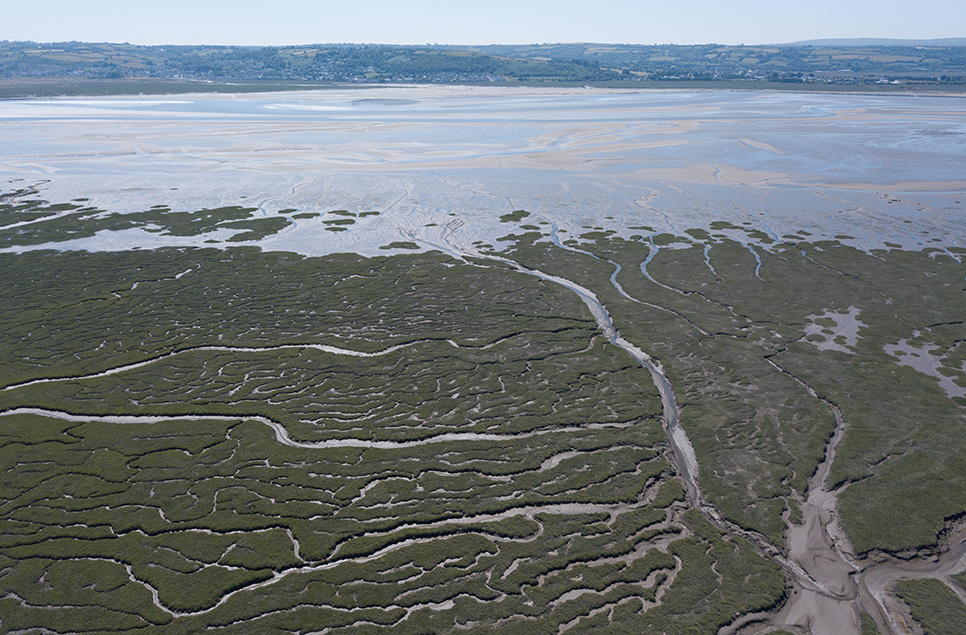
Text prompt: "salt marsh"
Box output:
[[1, 87, 965, 635]]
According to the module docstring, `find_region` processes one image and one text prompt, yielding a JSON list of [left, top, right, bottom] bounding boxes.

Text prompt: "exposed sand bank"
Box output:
[[2, 88, 964, 257], [885, 335, 966, 399], [803, 306, 866, 354]]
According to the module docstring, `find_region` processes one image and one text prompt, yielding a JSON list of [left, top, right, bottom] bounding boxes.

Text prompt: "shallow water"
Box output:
[[1, 87, 964, 256]]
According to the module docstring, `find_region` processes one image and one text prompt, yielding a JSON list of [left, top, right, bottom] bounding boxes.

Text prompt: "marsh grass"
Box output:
[[499, 229, 966, 555], [0, 195, 302, 248], [0, 243, 726, 633], [861, 612, 882, 635], [895, 578, 966, 635], [2, 204, 959, 631]]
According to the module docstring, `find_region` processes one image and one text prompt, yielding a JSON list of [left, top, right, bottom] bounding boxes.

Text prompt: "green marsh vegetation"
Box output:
[[0, 192, 379, 248], [895, 578, 966, 635], [0, 238, 785, 633], [2, 192, 964, 632], [0, 200, 266, 248], [500, 210, 531, 223], [496, 221, 966, 556], [861, 611, 882, 635]]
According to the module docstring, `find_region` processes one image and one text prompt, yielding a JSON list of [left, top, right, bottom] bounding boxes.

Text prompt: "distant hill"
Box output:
[[1, 40, 964, 96], [782, 38, 966, 47], [465, 42, 966, 85], [0, 41, 620, 86]]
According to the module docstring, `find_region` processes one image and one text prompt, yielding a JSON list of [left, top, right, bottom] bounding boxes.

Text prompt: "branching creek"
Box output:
[[0, 399, 684, 624], [2, 223, 963, 633], [411, 219, 966, 635]]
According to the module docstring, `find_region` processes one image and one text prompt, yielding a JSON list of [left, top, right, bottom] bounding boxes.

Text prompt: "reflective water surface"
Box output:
[[0, 86, 963, 255]]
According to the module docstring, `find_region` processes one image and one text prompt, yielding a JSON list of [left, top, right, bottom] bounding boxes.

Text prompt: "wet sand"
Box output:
[[885, 336, 966, 399], [1, 87, 964, 257], [803, 306, 866, 354]]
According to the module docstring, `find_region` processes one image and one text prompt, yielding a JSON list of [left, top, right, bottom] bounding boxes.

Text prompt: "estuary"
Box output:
[[1, 87, 964, 635]]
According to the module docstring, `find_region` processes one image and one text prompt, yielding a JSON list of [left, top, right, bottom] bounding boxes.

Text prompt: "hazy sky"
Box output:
[[3, 0, 964, 46]]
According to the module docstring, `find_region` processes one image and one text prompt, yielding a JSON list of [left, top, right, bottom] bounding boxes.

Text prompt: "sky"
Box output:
[[2, 0, 964, 47]]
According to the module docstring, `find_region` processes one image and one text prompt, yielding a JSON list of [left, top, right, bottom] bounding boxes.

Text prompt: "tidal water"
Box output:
[[0, 86, 963, 255]]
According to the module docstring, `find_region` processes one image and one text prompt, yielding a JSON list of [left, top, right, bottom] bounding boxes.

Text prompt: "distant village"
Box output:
[[1, 41, 964, 88]]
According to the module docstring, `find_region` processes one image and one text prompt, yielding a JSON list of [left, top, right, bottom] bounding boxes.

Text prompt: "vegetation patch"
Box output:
[[0, 196, 303, 248], [500, 210, 531, 223], [896, 578, 966, 635], [1, 193, 963, 632], [380, 241, 420, 250], [0, 242, 758, 633], [223, 217, 292, 242], [497, 228, 966, 553]]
